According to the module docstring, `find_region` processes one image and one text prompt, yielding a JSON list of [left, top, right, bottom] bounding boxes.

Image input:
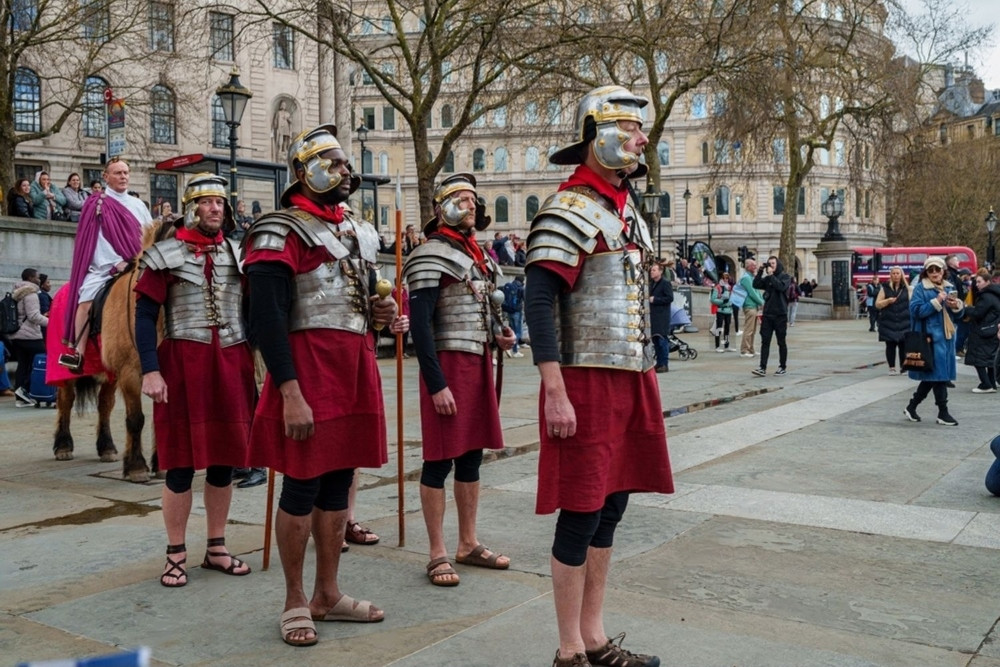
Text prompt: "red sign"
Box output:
[[155, 154, 207, 170]]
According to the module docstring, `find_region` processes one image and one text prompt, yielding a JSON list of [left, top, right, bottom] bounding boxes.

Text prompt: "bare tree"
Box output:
[[242, 0, 588, 221]]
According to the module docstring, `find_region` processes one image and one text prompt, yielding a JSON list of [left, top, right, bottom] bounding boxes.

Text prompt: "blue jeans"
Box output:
[[956, 320, 970, 353], [986, 434, 1000, 496], [653, 335, 670, 369], [508, 310, 523, 353]]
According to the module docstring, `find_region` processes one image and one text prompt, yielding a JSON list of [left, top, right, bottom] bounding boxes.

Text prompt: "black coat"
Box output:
[[876, 282, 910, 343], [649, 277, 673, 338], [964, 284, 1000, 368]]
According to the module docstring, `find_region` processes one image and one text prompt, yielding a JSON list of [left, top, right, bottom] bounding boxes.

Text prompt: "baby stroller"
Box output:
[[668, 304, 698, 360]]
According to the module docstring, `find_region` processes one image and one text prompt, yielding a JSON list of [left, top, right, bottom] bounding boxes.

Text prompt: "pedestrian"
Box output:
[[244, 124, 407, 647], [9, 268, 48, 407], [502, 275, 526, 358], [874, 267, 910, 375], [135, 174, 256, 588], [737, 258, 764, 358], [402, 173, 515, 588], [36, 274, 52, 316], [786, 278, 800, 326], [231, 199, 253, 240], [649, 262, 673, 373], [61, 173, 88, 223], [752, 255, 791, 376], [963, 268, 1000, 392], [865, 277, 880, 331], [525, 84, 672, 667], [7, 178, 33, 217], [58, 158, 154, 372], [30, 171, 67, 221], [710, 273, 733, 352], [903, 256, 964, 425]]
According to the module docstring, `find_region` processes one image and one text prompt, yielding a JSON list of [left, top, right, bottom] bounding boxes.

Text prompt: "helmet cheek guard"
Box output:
[[181, 172, 233, 231], [550, 85, 649, 177], [424, 173, 479, 233]]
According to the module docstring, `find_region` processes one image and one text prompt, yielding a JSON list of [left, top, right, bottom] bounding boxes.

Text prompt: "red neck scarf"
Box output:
[[434, 226, 488, 275], [558, 164, 629, 221], [175, 225, 223, 256], [290, 192, 345, 224]]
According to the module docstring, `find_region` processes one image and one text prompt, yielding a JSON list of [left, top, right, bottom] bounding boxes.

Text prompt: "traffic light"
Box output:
[[675, 240, 684, 258], [738, 246, 748, 262]]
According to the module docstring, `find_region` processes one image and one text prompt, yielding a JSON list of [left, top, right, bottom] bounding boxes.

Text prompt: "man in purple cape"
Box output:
[[58, 158, 153, 371]]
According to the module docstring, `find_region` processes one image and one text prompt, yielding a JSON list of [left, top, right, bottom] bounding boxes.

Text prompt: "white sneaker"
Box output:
[[513, 352, 524, 358], [716, 347, 726, 353], [741, 352, 754, 358], [13, 387, 36, 406], [734, 331, 742, 336]]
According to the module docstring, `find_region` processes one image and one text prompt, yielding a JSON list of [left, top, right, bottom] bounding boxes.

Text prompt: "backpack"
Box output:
[[786, 281, 799, 301], [0, 292, 20, 335], [502, 281, 522, 313]]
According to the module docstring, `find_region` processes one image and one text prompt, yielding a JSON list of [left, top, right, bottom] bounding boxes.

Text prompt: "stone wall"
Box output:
[[0, 216, 77, 291]]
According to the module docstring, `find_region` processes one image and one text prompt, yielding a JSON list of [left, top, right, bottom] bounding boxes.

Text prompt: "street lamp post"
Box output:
[[820, 191, 845, 241], [987, 207, 998, 270], [641, 187, 662, 259], [706, 202, 713, 249], [682, 184, 691, 259], [356, 123, 380, 227], [215, 68, 252, 213]]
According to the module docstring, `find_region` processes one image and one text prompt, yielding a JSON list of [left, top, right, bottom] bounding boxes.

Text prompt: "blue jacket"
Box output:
[[907, 278, 964, 382]]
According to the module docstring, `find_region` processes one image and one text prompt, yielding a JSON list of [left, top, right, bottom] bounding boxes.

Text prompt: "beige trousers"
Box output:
[[741, 307, 759, 354]]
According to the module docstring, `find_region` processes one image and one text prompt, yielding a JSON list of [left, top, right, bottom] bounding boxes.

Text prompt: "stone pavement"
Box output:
[[3, 319, 1000, 667]]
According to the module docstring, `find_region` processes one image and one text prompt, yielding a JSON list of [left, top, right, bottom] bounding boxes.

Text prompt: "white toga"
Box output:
[[79, 188, 154, 301]]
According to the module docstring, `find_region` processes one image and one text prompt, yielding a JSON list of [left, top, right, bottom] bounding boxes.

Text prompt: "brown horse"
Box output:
[[51, 220, 173, 482]]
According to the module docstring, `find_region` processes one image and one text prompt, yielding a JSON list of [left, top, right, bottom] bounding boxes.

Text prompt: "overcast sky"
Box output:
[[898, 0, 999, 89]]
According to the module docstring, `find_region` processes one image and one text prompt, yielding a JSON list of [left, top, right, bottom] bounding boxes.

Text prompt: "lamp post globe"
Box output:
[[820, 192, 845, 241], [215, 69, 253, 212]]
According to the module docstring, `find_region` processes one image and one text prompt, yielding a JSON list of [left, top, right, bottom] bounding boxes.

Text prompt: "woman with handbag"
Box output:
[[963, 269, 1000, 393], [875, 267, 910, 374], [903, 256, 965, 426]]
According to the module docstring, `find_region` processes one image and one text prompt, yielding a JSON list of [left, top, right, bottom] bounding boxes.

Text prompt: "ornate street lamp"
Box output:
[[820, 191, 845, 241], [215, 68, 252, 212], [356, 123, 380, 226], [986, 206, 997, 269], [682, 184, 692, 259], [641, 188, 662, 259]]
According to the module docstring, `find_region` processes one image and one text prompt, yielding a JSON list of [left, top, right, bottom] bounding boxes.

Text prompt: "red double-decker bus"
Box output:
[[852, 246, 978, 286]]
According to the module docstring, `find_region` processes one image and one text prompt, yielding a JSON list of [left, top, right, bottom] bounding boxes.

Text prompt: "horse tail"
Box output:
[[73, 376, 102, 414]]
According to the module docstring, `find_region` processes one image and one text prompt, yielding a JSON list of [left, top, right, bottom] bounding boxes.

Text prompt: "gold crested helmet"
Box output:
[[550, 85, 648, 178], [425, 173, 489, 234], [181, 172, 233, 231], [280, 123, 361, 207]]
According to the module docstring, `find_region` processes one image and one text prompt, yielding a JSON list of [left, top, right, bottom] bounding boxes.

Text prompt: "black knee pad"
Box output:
[[420, 458, 454, 489], [314, 468, 354, 512], [164, 467, 195, 494], [453, 449, 484, 484], [552, 508, 602, 567], [591, 492, 630, 549], [205, 465, 234, 488], [279, 475, 322, 516]]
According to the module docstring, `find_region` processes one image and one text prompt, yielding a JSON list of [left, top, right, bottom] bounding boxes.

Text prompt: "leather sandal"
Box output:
[[455, 543, 509, 570], [201, 537, 251, 576], [312, 594, 384, 623], [345, 520, 380, 545], [280, 607, 318, 647], [160, 543, 187, 588], [426, 557, 460, 587]]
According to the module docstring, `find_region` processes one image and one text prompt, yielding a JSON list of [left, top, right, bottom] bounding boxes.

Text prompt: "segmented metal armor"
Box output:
[[526, 188, 655, 371], [140, 237, 246, 347], [247, 208, 382, 335], [403, 240, 502, 355]]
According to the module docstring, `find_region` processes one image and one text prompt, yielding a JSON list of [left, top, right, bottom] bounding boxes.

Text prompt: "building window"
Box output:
[[701, 141, 709, 164], [773, 138, 787, 163], [864, 190, 871, 217], [82, 0, 110, 42], [83, 167, 103, 188], [378, 152, 388, 174], [525, 146, 539, 171], [382, 106, 395, 130], [546, 145, 558, 170], [363, 107, 375, 129], [494, 147, 508, 172], [273, 22, 295, 69], [657, 140, 670, 166], [473, 148, 486, 172], [361, 149, 372, 174], [494, 106, 507, 127], [691, 94, 707, 119], [381, 16, 392, 32], [797, 188, 805, 214], [441, 104, 453, 128], [14, 67, 40, 132], [715, 186, 730, 216], [773, 187, 785, 215], [211, 96, 227, 148], [11, 0, 37, 31], [495, 196, 509, 224], [734, 195, 742, 216], [150, 173, 178, 212], [659, 193, 671, 218], [83, 76, 108, 138], [525, 102, 538, 124], [148, 1, 175, 52], [361, 69, 373, 85], [702, 196, 711, 216], [443, 151, 455, 173], [442, 61, 452, 83], [547, 99, 561, 124], [472, 103, 485, 128], [210, 12, 234, 61], [526, 195, 539, 221], [150, 84, 176, 144]]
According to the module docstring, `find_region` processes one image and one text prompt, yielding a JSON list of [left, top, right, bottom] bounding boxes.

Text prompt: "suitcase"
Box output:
[[28, 353, 57, 407]]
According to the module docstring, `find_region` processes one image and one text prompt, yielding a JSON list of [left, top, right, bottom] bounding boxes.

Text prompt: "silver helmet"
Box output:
[[280, 123, 361, 207], [549, 85, 648, 178], [181, 172, 233, 231], [425, 172, 490, 233]]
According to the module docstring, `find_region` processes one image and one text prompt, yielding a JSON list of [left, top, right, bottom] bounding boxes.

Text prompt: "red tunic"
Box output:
[[533, 226, 673, 514], [134, 267, 254, 471], [418, 347, 504, 461], [243, 229, 388, 479]]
